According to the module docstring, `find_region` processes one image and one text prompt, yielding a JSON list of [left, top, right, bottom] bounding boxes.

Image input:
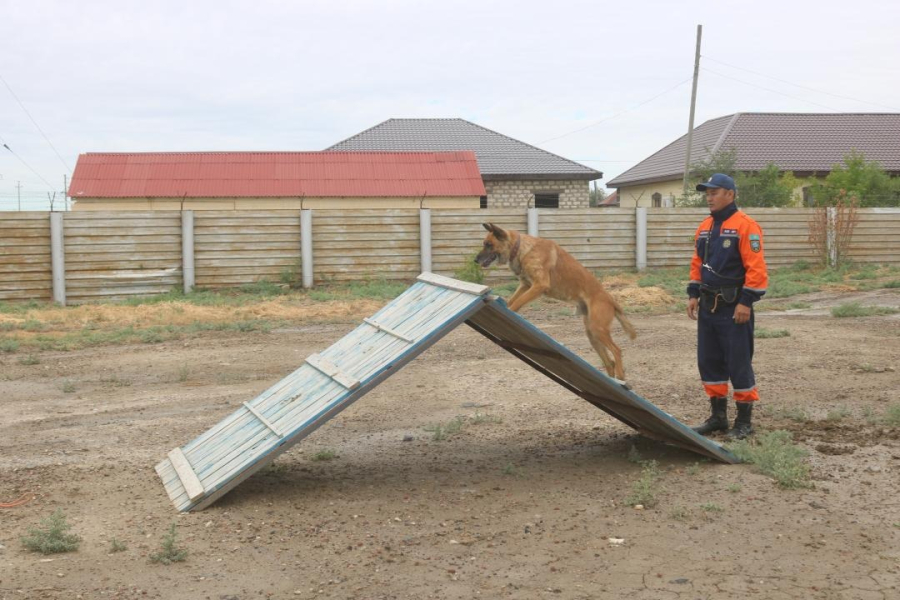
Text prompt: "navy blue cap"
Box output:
[[696, 173, 736, 192]]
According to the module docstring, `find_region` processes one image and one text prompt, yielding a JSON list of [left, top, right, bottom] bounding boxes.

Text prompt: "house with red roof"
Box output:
[[607, 113, 900, 207], [67, 151, 485, 211]]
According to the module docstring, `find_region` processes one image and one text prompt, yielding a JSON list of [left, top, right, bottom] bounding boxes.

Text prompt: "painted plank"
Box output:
[[417, 272, 490, 295], [242, 402, 285, 437], [363, 317, 415, 343], [167, 448, 205, 501], [305, 354, 361, 390]]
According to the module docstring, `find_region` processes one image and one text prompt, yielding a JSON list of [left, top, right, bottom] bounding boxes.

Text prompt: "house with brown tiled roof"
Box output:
[[328, 118, 602, 209], [607, 113, 900, 207]]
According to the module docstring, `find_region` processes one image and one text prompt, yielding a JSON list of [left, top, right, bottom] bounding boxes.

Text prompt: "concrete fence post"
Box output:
[[181, 210, 195, 293], [527, 207, 539, 237], [636, 207, 648, 271], [50, 212, 66, 306], [826, 206, 837, 268], [419, 208, 432, 273], [301, 209, 314, 288]]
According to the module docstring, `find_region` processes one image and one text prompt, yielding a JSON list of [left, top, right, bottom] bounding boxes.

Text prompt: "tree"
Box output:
[[589, 183, 607, 207], [677, 149, 798, 207], [809, 150, 900, 207]]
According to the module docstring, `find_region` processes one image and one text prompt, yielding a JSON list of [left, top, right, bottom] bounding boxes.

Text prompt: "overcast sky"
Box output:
[[1, 0, 898, 210]]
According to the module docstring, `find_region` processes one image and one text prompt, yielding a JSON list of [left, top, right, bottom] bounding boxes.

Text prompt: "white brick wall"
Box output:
[[483, 179, 590, 208]]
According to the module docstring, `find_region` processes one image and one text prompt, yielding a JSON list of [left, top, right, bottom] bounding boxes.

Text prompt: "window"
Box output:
[[480, 196, 488, 209], [534, 193, 560, 208], [651, 192, 662, 208]]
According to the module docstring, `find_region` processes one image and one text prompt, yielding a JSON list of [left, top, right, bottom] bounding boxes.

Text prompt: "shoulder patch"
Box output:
[[750, 234, 761, 253]]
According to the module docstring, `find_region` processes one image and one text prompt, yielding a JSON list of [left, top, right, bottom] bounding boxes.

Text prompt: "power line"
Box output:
[[539, 76, 694, 144], [704, 56, 900, 112], [700, 67, 839, 110], [0, 132, 58, 190], [0, 72, 71, 171]]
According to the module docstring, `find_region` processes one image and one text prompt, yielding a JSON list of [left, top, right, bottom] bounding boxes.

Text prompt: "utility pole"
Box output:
[[682, 24, 703, 197], [63, 174, 68, 211], [16, 180, 21, 211]]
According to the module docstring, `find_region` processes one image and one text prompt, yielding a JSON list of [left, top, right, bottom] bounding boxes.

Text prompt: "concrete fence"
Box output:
[[1, 207, 899, 304]]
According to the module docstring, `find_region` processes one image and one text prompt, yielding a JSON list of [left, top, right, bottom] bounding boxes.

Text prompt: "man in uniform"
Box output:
[[687, 173, 768, 440]]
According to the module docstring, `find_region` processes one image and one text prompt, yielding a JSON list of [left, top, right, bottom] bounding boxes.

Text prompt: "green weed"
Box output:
[[61, 380, 76, 394], [884, 404, 900, 427], [0, 338, 19, 353], [727, 483, 742, 493], [700, 502, 724, 512], [21, 509, 81, 554], [826, 406, 852, 422], [729, 430, 811, 489], [453, 252, 485, 284], [109, 538, 128, 553], [831, 302, 899, 318], [625, 460, 661, 508], [311, 449, 337, 461], [149, 523, 188, 565], [17, 354, 40, 365], [756, 328, 790, 339]]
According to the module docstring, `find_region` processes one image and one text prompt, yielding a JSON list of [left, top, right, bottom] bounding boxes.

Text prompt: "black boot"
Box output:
[[727, 401, 754, 440], [692, 396, 729, 435]]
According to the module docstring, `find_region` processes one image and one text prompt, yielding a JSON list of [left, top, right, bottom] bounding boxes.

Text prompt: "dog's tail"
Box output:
[[614, 303, 637, 340]]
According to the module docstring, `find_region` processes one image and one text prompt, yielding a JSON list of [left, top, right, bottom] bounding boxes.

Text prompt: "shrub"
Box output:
[[453, 253, 485, 284], [149, 523, 188, 564], [729, 430, 811, 489], [21, 509, 81, 554]]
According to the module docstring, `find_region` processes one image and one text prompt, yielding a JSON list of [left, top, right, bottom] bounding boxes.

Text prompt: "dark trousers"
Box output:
[[697, 301, 758, 401]]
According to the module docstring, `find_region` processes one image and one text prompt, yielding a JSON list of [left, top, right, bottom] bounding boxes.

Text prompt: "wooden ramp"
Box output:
[[157, 273, 736, 512]]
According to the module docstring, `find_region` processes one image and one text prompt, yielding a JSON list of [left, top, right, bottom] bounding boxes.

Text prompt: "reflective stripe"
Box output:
[[744, 286, 767, 293], [703, 380, 729, 385], [732, 386, 756, 393]]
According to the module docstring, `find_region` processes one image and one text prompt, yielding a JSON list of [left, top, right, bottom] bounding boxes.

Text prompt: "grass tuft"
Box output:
[[149, 523, 188, 565], [756, 328, 790, 339], [311, 449, 337, 461], [884, 404, 900, 427], [109, 538, 128, 553], [21, 509, 81, 554], [831, 302, 899, 318], [729, 430, 811, 489], [625, 460, 661, 508], [453, 253, 485, 284]]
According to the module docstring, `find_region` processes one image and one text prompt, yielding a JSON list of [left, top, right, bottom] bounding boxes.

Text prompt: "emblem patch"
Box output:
[[722, 239, 732, 248], [750, 234, 761, 253]]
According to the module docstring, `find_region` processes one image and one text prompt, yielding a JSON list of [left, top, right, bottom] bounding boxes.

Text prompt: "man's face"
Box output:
[[705, 187, 735, 213]]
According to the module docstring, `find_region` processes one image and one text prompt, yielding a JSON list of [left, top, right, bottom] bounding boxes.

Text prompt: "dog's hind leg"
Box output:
[[584, 301, 626, 380]]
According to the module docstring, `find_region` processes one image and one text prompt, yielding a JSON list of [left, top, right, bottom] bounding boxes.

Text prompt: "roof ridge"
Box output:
[[457, 118, 600, 175], [607, 113, 736, 185], [710, 113, 742, 154]]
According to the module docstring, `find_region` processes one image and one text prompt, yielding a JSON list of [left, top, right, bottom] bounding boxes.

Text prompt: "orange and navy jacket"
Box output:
[[687, 203, 768, 306]]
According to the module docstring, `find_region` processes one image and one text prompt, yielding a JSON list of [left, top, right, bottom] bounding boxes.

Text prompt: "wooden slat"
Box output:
[[305, 353, 360, 390], [167, 448, 204, 502], [363, 317, 415, 343], [242, 402, 285, 437], [417, 272, 490, 295]]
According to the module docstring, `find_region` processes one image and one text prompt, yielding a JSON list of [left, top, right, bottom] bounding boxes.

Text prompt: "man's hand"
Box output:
[[687, 297, 699, 320], [734, 303, 751, 324]]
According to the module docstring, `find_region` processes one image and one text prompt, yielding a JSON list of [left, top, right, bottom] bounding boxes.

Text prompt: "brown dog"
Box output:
[[475, 223, 636, 380]]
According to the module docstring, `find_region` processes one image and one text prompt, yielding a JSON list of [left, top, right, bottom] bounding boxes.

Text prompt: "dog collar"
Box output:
[[509, 237, 521, 263]]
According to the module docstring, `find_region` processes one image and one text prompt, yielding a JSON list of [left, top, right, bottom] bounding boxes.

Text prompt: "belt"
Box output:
[[699, 285, 742, 313]]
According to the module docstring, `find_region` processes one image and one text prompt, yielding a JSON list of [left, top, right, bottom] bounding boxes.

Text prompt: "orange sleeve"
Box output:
[[738, 217, 768, 304], [688, 222, 704, 297]]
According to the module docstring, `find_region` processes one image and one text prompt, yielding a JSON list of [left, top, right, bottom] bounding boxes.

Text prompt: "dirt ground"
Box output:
[[2, 288, 899, 600]]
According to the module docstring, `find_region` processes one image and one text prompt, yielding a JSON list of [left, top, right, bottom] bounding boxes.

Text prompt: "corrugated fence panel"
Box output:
[[312, 210, 420, 282], [845, 208, 900, 265], [646, 208, 706, 268], [195, 211, 301, 288], [0, 212, 52, 301], [539, 208, 636, 270], [431, 209, 526, 283], [742, 208, 820, 267], [63, 211, 183, 302]]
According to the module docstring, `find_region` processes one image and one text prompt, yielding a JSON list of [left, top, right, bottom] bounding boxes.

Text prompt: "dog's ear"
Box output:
[[485, 223, 508, 241]]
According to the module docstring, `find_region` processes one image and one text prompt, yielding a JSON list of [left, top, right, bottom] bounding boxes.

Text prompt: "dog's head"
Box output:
[[475, 223, 514, 268]]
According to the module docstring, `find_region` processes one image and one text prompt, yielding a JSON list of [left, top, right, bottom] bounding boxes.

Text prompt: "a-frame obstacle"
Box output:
[[157, 273, 737, 512]]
